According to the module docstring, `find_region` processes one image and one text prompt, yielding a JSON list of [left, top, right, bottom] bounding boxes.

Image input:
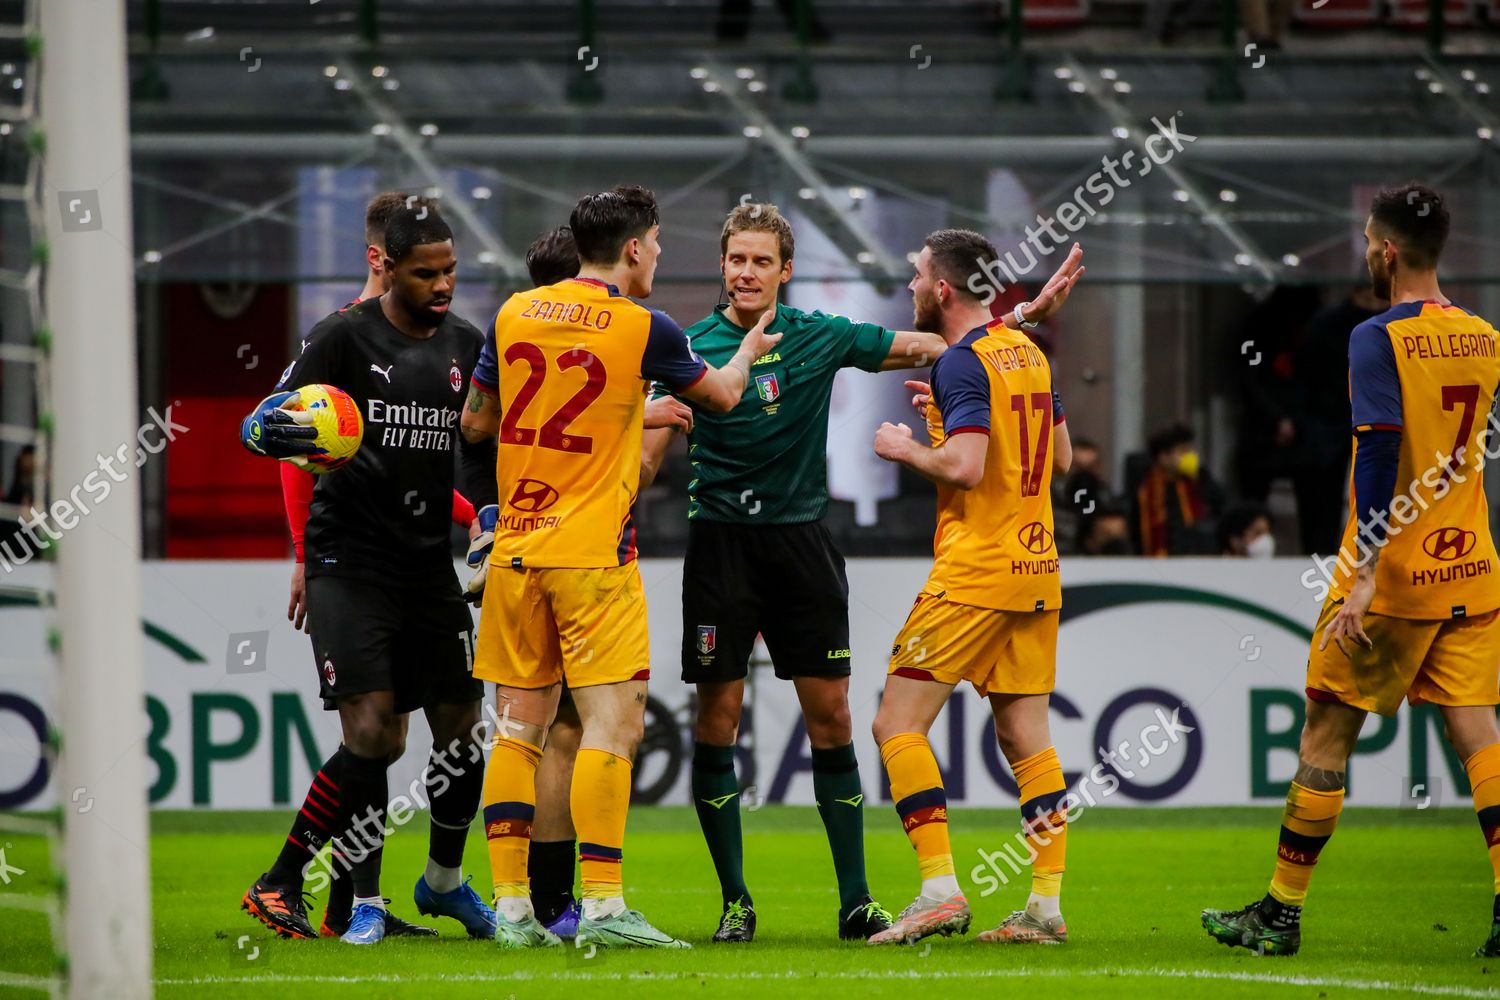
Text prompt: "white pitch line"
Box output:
[[154, 964, 1500, 997]]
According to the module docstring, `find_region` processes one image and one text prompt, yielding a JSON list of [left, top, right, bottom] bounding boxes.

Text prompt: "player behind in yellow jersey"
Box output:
[[1204, 183, 1500, 957], [469, 224, 696, 940], [460, 186, 779, 949], [866, 228, 1074, 947]]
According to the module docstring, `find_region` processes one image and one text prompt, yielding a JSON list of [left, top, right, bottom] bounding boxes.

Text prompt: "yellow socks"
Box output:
[[482, 734, 542, 902], [880, 733, 957, 897], [573, 747, 631, 915], [1013, 746, 1067, 912], [1268, 781, 1344, 906], [1465, 743, 1500, 895]]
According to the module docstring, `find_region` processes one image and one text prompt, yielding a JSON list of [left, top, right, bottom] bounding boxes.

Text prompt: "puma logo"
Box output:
[[834, 794, 865, 808], [370, 363, 393, 383], [701, 793, 738, 810]]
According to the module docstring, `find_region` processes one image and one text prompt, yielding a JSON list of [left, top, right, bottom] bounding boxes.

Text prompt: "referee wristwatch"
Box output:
[[1013, 301, 1039, 330]]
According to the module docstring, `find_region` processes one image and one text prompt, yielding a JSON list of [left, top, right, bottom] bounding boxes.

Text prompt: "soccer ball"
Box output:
[[284, 383, 363, 474]]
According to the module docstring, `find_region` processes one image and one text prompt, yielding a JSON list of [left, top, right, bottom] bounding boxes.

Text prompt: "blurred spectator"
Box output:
[[1132, 423, 1224, 556], [1240, 0, 1291, 51], [1061, 436, 1112, 546], [2, 445, 36, 557], [1080, 503, 1133, 556], [1233, 287, 1320, 511], [4, 445, 34, 507], [1294, 286, 1386, 554], [1217, 501, 1274, 557]]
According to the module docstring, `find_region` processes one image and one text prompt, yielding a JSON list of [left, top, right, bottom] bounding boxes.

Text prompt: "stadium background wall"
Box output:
[[0, 559, 1476, 811]]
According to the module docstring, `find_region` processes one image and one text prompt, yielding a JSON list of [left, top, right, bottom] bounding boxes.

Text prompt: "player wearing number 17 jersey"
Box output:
[[461, 186, 780, 949], [868, 229, 1076, 947], [1204, 183, 1500, 958]]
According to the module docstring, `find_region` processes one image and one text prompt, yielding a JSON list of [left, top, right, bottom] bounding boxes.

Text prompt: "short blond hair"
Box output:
[[720, 202, 794, 265]]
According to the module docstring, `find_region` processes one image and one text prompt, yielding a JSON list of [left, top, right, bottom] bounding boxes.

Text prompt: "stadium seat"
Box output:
[[165, 396, 288, 559], [996, 0, 1092, 29]]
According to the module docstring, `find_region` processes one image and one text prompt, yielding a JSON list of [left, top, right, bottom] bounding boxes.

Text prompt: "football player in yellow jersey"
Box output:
[[460, 186, 780, 949], [461, 224, 698, 941], [1204, 182, 1500, 958], [866, 228, 1077, 947]]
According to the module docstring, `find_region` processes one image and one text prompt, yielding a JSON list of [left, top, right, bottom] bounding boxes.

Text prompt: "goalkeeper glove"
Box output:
[[240, 391, 319, 459], [464, 504, 498, 606]]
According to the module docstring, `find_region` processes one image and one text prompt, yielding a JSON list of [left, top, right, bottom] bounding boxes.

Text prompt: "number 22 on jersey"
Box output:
[[500, 343, 606, 454]]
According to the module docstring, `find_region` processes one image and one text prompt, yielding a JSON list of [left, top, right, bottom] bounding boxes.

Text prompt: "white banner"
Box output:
[[0, 558, 1476, 811]]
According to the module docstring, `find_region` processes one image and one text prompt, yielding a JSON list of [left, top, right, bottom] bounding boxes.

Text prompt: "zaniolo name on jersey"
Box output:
[[1334, 300, 1500, 619], [471, 277, 706, 568], [923, 318, 1065, 613]]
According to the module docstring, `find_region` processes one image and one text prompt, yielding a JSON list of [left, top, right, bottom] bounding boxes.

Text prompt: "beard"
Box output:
[[912, 293, 941, 333], [394, 294, 448, 327], [1374, 251, 1392, 299]]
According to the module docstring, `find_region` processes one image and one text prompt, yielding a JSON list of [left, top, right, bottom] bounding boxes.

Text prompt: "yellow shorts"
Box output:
[[1305, 596, 1500, 716], [473, 562, 651, 690], [887, 592, 1058, 697]]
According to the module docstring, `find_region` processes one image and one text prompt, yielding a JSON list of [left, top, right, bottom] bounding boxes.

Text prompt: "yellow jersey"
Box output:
[[1334, 299, 1500, 618], [922, 319, 1064, 612], [471, 277, 706, 567]]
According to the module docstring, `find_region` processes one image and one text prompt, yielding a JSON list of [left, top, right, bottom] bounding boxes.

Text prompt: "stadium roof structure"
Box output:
[[59, 0, 1500, 286]]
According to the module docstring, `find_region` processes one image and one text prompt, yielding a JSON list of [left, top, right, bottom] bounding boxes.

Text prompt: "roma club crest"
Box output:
[[696, 625, 717, 655], [754, 372, 780, 403]]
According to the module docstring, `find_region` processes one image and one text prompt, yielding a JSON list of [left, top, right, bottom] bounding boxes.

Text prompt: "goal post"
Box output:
[[39, 0, 152, 997]]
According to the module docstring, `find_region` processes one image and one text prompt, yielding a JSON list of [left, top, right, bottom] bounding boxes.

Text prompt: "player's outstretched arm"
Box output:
[[460, 382, 502, 443], [880, 331, 948, 371], [1000, 243, 1085, 330], [873, 421, 987, 490], [676, 308, 783, 413]]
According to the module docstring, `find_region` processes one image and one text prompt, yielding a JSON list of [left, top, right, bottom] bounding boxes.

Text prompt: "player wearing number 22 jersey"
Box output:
[[870, 229, 1081, 949], [462, 185, 780, 950], [468, 275, 705, 683]]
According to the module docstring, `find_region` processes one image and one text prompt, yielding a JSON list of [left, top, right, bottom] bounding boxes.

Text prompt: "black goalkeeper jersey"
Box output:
[[275, 297, 483, 587]]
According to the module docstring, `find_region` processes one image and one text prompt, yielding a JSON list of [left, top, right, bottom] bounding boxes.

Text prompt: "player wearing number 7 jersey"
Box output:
[[868, 229, 1075, 948], [461, 185, 781, 949], [1204, 183, 1500, 958]]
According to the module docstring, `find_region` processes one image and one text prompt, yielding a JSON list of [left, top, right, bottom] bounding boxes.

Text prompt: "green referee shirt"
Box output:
[[657, 302, 896, 524]]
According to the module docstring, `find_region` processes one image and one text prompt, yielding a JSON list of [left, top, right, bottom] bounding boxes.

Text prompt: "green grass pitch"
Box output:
[[4, 806, 1500, 998]]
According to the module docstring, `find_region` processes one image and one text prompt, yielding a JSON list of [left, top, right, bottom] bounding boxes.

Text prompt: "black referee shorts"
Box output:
[[306, 573, 482, 713], [680, 519, 852, 684]]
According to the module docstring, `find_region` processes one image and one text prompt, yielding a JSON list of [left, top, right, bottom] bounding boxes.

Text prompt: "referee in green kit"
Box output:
[[643, 201, 1084, 944]]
